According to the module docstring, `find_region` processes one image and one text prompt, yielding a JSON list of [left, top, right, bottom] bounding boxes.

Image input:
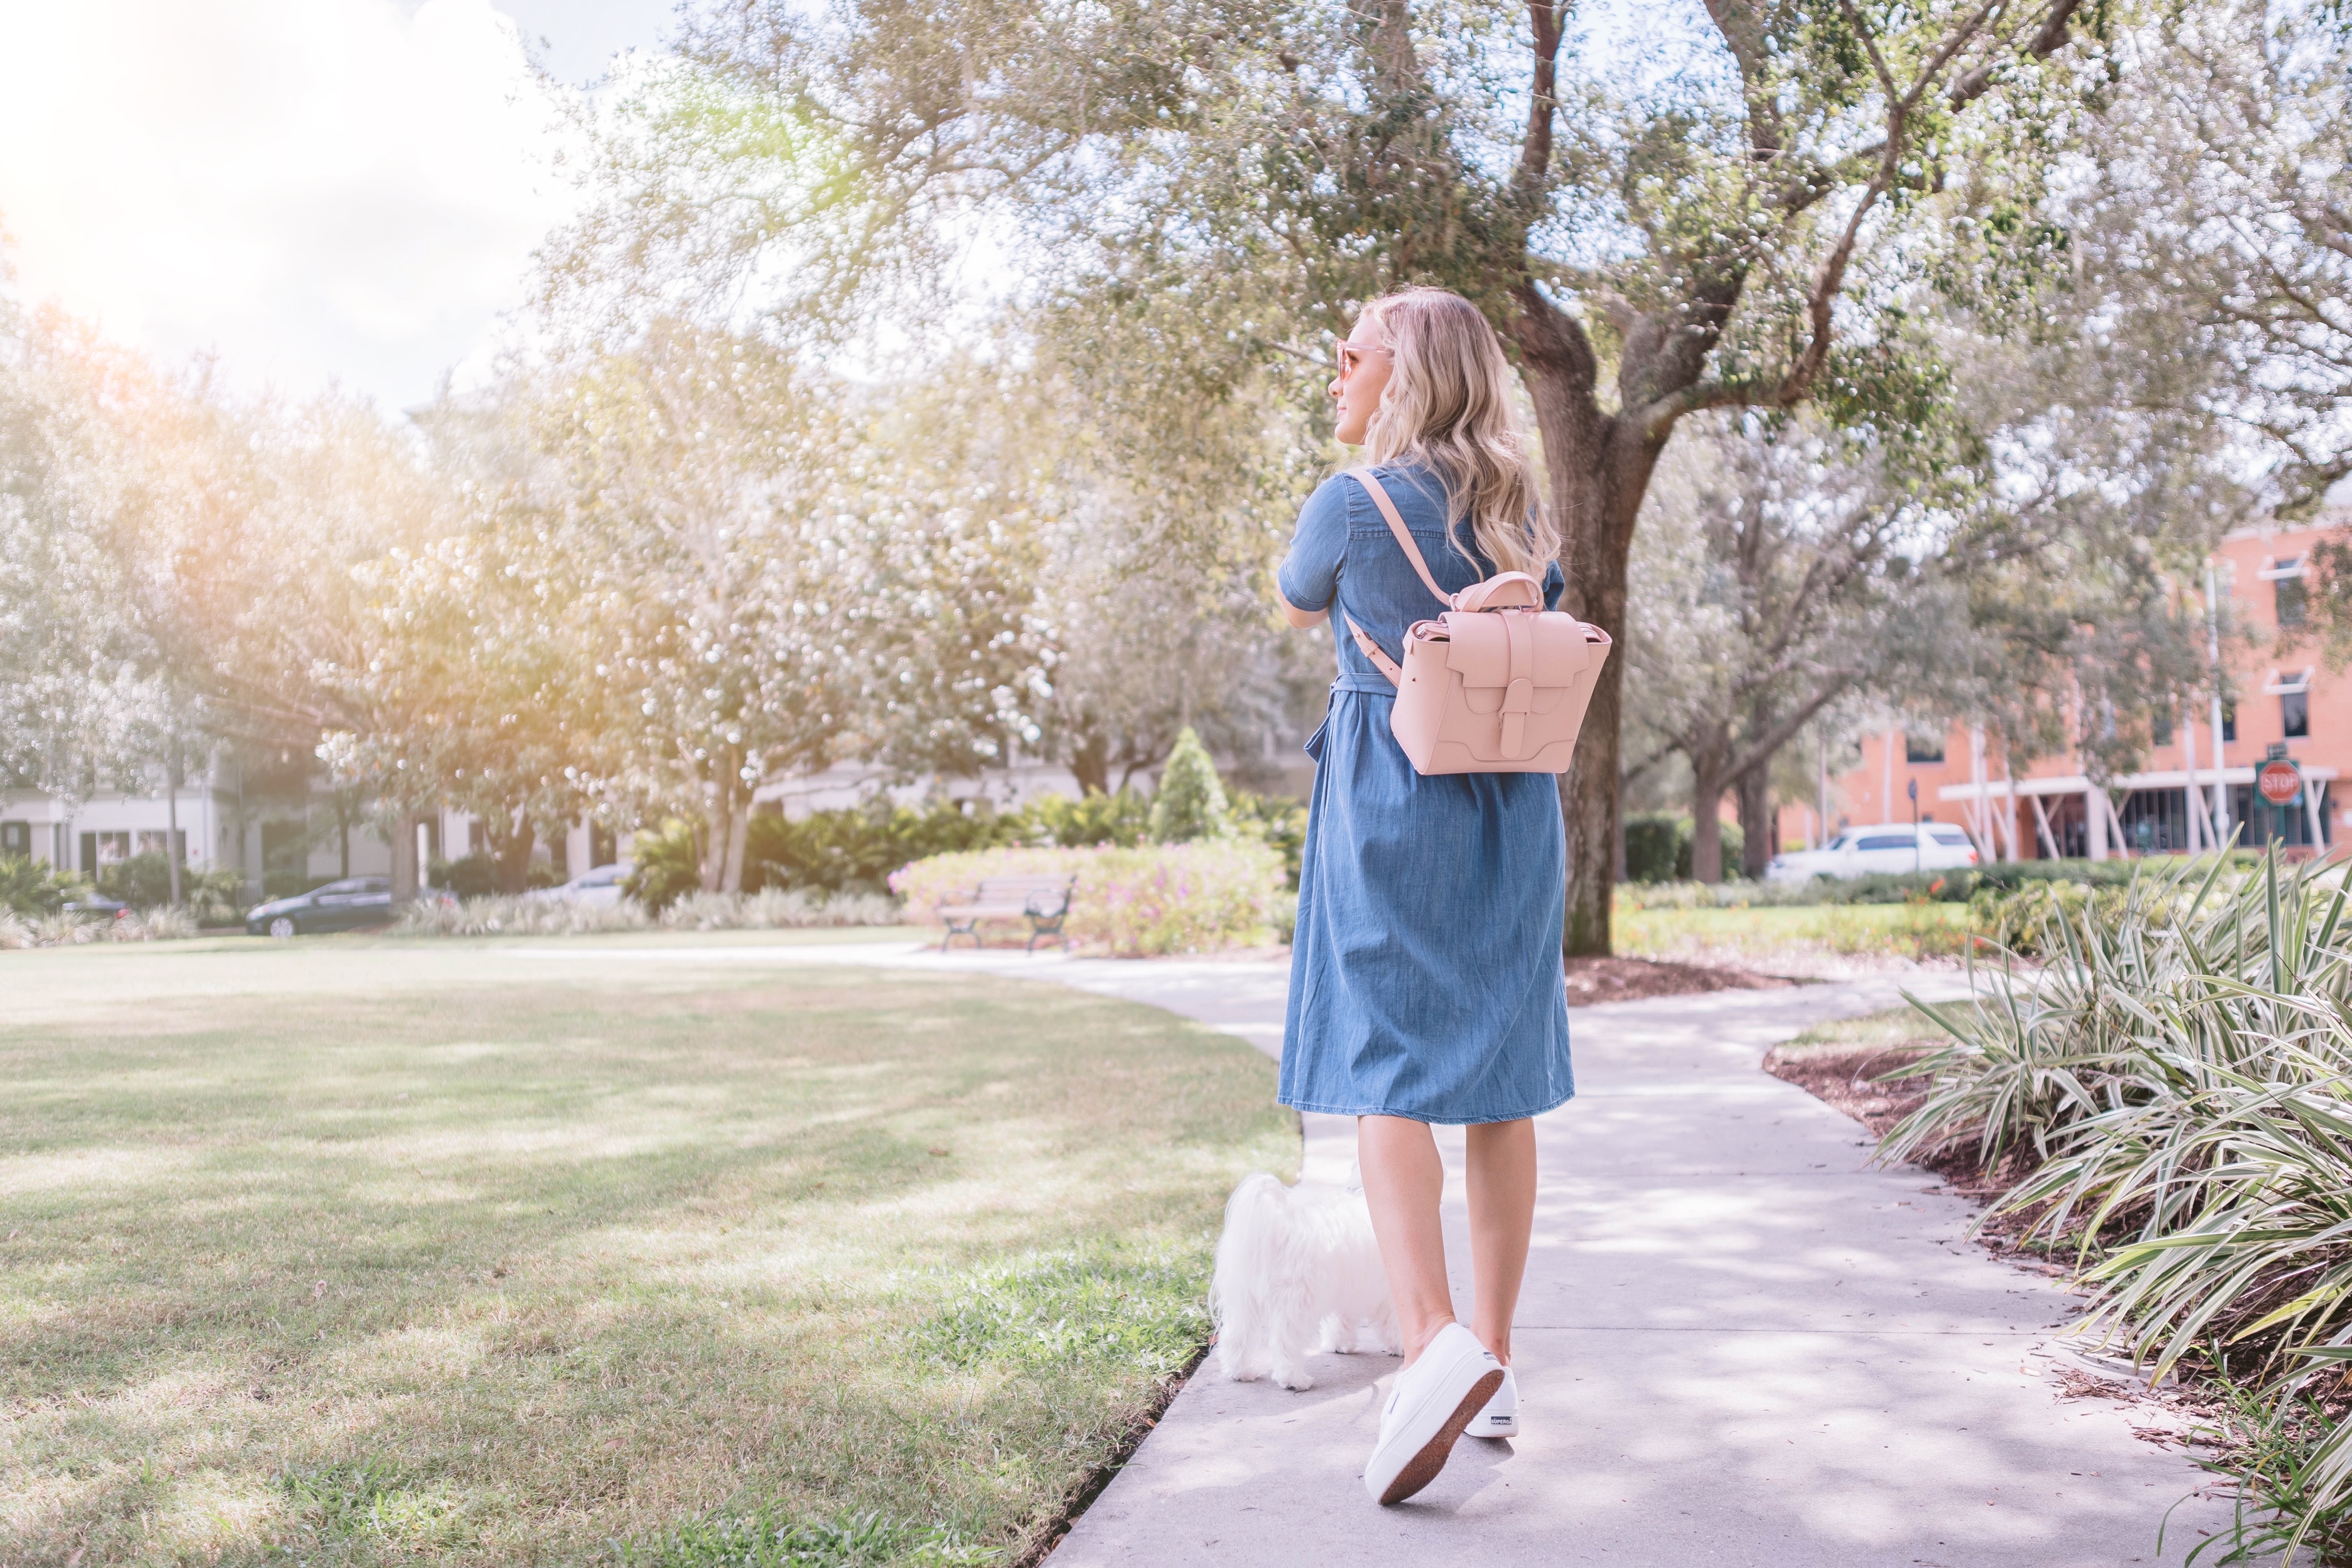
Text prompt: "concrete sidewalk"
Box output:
[[1050, 972, 2244, 1567], [521, 942, 2246, 1563]]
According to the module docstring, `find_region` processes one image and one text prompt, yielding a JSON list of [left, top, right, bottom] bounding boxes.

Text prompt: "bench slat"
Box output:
[[937, 873, 1076, 954]]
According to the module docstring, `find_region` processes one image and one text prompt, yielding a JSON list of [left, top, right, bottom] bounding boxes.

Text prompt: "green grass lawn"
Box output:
[[1615, 901, 1973, 965], [0, 939, 1293, 1566], [1770, 1006, 1938, 1059]]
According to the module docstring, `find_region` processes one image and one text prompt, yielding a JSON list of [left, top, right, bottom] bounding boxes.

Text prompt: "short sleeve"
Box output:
[[1276, 476, 1353, 614]]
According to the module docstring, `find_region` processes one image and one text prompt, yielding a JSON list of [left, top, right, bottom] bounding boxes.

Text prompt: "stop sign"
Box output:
[[2258, 758, 2303, 806]]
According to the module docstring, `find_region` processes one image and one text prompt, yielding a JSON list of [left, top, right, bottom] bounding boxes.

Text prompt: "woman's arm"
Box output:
[[1276, 477, 1349, 630], [1277, 589, 1330, 630]]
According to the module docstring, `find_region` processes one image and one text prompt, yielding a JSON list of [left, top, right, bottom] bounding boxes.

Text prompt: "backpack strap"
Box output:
[[1343, 613, 1405, 686], [1347, 468, 1455, 608], [1340, 468, 1546, 688]]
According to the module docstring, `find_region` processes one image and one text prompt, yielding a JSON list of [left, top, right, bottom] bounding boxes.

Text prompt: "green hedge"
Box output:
[[96, 853, 245, 919], [722, 788, 1305, 904], [1616, 855, 2239, 911]]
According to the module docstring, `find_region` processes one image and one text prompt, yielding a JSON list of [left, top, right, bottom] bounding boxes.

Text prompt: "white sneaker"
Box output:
[[1472, 1366, 1518, 1439], [1363, 1323, 1504, 1506]]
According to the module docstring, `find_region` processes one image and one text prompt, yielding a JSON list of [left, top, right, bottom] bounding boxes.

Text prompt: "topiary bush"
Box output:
[[892, 842, 1285, 955], [1149, 727, 1231, 844]]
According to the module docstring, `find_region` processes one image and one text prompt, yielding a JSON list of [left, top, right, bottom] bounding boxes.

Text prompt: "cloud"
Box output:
[[0, 0, 597, 411]]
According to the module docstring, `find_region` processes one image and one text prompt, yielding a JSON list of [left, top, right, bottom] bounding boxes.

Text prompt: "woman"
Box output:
[[1274, 286, 1572, 1506]]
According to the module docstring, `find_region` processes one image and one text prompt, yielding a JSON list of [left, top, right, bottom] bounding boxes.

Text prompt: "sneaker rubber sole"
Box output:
[[1375, 1366, 1504, 1505]]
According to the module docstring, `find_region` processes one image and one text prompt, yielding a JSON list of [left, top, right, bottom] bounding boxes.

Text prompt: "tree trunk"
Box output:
[[1510, 289, 1672, 953], [1070, 732, 1111, 797], [493, 811, 536, 896], [722, 797, 750, 893], [701, 792, 729, 893], [701, 761, 751, 895], [1689, 762, 1728, 885], [1736, 765, 1773, 880], [391, 812, 419, 902]]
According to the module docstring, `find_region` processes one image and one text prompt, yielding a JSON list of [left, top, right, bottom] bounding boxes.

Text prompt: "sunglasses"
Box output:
[[1335, 341, 1391, 378]]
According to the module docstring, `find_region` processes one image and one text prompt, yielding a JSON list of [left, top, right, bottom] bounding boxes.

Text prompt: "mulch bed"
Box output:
[[1564, 955, 1802, 1004], [1760, 1042, 1933, 1141], [1758, 1040, 2036, 1199]]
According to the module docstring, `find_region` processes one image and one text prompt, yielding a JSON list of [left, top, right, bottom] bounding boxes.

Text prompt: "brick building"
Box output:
[[1794, 508, 2350, 861]]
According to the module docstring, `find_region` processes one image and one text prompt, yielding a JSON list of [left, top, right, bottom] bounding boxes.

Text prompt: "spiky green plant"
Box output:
[[1880, 851, 2352, 1561]]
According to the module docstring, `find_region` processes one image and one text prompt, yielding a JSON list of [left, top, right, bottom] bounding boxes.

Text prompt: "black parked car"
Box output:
[[245, 876, 393, 938]]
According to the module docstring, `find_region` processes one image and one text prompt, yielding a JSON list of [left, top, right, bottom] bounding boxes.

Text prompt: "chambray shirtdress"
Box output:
[[1276, 462, 1575, 1125]]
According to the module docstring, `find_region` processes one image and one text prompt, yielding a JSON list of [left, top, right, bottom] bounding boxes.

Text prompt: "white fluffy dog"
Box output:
[[1210, 1168, 1400, 1389]]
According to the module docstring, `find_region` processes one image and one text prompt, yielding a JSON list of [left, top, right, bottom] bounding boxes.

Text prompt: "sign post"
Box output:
[[2258, 745, 2303, 849]]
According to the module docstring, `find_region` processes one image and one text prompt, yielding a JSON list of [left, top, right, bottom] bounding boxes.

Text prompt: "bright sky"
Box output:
[[0, 0, 678, 413]]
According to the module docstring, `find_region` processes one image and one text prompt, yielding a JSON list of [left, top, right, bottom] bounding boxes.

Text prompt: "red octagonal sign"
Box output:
[[2259, 759, 2303, 806]]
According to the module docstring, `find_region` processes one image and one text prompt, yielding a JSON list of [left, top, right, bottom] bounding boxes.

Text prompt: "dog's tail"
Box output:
[[1209, 1170, 1288, 1380], [1209, 1171, 1286, 1327]]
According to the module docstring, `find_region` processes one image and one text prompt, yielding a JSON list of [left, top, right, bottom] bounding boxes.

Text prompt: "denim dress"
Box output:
[[1276, 463, 1575, 1125]]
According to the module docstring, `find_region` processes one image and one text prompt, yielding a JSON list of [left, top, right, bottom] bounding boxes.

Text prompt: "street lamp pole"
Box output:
[[1909, 777, 1921, 873], [2207, 559, 2233, 843]]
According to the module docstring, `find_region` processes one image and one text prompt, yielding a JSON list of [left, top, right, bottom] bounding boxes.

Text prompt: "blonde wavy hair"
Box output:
[[1359, 287, 1558, 580]]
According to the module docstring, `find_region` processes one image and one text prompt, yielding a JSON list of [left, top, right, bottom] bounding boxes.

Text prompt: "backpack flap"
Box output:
[[1441, 611, 1595, 696], [1436, 610, 1604, 760]]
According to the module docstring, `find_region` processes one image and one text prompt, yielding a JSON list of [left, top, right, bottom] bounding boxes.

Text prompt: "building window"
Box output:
[[2278, 574, 2309, 629], [1904, 733, 1945, 764], [79, 830, 130, 874], [0, 821, 28, 858], [128, 829, 187, 864], [2284, 690, 2311, 738], [2222, 702, 2238, 742], [2153, 708, 2175, 746]]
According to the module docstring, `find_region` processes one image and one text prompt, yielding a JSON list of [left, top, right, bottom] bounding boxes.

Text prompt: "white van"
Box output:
[[1766, 823, 1979, 883]]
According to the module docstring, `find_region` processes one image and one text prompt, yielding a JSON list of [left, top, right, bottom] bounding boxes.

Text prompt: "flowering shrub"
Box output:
[[397, 897, 655, 937], [660, 889, 900, 931], [393, 888, 902, 937], [891, 842, 1285, 956], [0, 907, 200, 948]]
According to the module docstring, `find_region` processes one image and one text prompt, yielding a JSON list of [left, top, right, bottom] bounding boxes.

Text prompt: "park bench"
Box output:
[[937, 874, 1077, 953]]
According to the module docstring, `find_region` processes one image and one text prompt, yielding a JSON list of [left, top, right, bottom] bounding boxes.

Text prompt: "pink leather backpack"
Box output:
[[1341, 469, 1612, 776]]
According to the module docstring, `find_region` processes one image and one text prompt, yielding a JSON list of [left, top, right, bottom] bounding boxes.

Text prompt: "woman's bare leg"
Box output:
[[1464, 1118, 1537, 1368], [1356, 1114, 1453, 1366]]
